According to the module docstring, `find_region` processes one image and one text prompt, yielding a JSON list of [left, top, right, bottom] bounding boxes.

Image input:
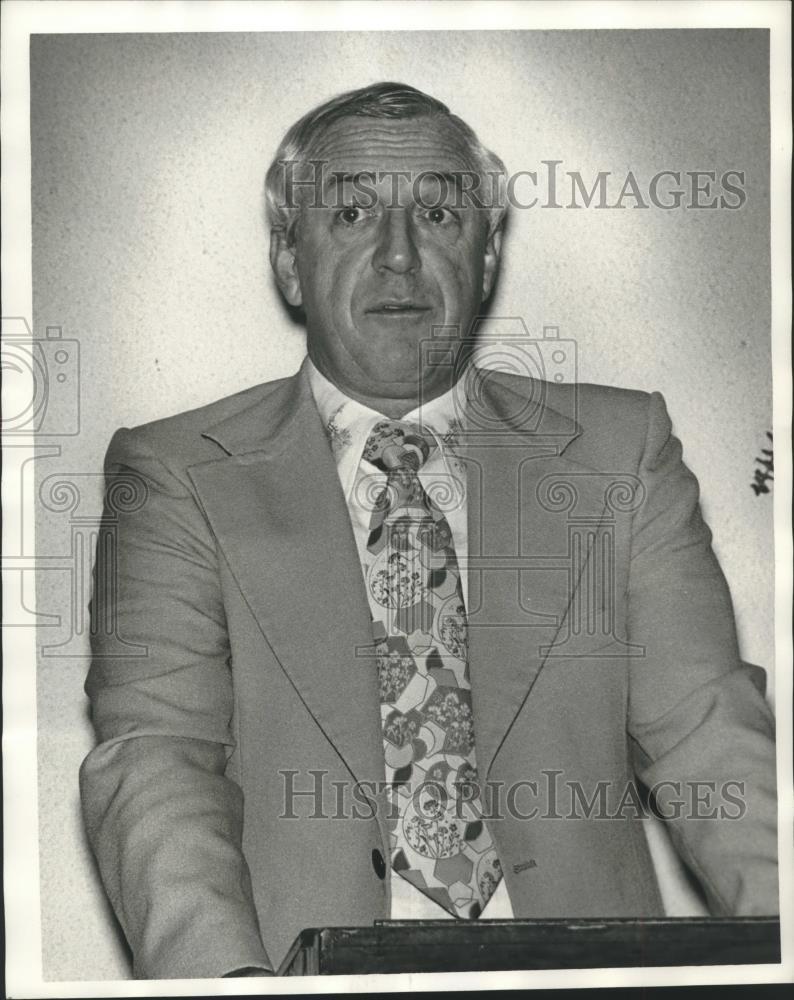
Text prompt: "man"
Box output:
[[80, 83, 778, 979]]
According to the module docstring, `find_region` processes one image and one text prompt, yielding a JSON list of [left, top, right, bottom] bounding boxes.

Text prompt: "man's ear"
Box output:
[[269, 229, 303, 307], [482, 223, 504, 300]]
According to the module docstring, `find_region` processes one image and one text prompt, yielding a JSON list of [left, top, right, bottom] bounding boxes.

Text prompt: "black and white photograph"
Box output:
[[2, 1, 792, 994]]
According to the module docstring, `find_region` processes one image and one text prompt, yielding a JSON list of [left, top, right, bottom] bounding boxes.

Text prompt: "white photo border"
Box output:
[[2, 1, 791, 995]]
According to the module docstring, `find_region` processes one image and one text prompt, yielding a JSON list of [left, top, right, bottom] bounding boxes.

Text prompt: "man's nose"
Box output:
[[372, 209, 421, 275]]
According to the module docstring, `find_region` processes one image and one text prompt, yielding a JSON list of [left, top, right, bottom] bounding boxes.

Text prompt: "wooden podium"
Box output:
[[277, 917, 780, 976]]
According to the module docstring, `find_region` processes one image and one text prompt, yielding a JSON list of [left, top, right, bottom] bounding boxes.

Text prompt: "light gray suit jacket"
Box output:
[[80, 359, 778, 978]]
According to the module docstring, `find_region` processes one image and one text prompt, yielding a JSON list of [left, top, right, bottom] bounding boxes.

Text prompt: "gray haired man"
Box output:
[[81, 83, 778, 979]]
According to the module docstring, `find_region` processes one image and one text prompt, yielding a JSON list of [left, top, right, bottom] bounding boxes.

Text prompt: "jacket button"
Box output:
[[371, 848, 387, 879]]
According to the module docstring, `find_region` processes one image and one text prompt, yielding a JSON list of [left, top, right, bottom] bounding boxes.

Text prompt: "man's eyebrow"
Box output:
[[415, 170, 468, 191], [324, 171, 377, 191], [324, 169, 474, 190]]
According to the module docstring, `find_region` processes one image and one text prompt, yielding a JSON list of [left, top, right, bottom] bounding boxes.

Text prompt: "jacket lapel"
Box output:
[[462, 374, 609, 778], [187, 359, 607, 790], [187, 360, 386, 792]]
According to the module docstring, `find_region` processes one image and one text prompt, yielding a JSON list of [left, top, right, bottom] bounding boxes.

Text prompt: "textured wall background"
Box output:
[[31, 30, 772, 980]]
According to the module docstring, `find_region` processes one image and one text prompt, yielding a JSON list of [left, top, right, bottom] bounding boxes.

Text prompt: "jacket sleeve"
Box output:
[[626, 391, 778, 916], [79, 428, 274, 978]]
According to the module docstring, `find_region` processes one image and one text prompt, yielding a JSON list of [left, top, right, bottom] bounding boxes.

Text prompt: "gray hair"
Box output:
[[264, 81, 508, 243]]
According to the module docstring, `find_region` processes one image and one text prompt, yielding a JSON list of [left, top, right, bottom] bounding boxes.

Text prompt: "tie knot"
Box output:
[[363, 419, 436, 473]]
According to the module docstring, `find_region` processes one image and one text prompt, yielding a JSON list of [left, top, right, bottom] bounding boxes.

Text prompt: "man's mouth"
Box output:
[[365, 301, 432, 316]]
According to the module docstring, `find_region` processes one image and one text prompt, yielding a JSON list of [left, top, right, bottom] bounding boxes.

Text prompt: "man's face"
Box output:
[[271, 114, 502, 405]]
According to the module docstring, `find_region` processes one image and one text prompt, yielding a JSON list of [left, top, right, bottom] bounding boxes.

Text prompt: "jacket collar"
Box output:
[[201, 355, 582, 458]]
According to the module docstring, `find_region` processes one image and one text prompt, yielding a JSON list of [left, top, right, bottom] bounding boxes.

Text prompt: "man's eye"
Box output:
[[424, 207, 455, 224], [337, 206, 365, 224]]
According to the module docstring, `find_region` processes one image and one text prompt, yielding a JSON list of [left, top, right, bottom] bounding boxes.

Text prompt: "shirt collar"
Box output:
[[307, 356, 469, 499]]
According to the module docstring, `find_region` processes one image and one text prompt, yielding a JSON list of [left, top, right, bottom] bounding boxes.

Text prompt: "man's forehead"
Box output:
[[306, 114, 475, 174]]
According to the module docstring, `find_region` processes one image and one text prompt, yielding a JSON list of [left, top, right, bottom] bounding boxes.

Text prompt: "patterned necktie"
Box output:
[[362, 418, 502, 919]]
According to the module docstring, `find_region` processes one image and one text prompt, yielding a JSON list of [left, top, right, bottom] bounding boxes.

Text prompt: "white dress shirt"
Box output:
[[307, 358, 514, 921]]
